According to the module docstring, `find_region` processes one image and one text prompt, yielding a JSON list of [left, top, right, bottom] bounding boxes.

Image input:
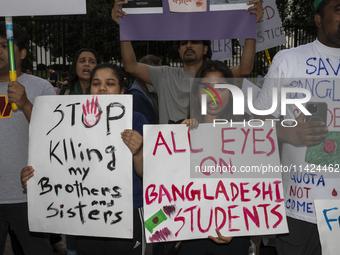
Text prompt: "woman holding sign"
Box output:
[[180, 60, 250, 255], [22, 63, 148, 255]]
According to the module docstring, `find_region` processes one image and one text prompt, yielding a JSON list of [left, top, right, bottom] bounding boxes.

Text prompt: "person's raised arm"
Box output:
[[111, 1, 152, 85], [231, 38, 255, 78], [231, 0, 263, 78], [120, 41, 152, 84]]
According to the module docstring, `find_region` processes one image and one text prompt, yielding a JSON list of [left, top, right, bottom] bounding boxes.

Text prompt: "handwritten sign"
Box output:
[[239, 0, 286, 52], [1, 0, 86, 16], [143, 123, 288, 243], [28, 95, 133, 238], [120, 0, 255, 41], [211, 39, 232, 61], [315, 200, 340, 255], [256, 77, 340, 223]]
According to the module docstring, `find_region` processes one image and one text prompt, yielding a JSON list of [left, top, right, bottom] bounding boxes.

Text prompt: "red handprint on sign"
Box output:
[[82, 96, 103, 128]]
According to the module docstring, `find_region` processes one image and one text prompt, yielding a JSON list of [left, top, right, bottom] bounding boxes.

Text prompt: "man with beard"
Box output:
[[112, 0, 263, 124], [253, 0, 340, 254]]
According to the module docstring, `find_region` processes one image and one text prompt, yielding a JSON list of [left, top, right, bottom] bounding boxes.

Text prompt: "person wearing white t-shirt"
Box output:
[[254, 0, 340, 254]]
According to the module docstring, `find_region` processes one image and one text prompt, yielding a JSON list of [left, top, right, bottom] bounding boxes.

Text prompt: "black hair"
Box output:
[[173, 40, 212, 61], [46, 65, 53, 70], [90, 63, 127, 92], [190, 60, 241, 123], [139, 54, 163, 66], [0, 21, 29, 56], [68, 48, 100, 91], [61, 72, 68, 79]]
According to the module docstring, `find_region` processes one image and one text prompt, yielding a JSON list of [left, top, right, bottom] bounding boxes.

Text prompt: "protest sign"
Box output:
[[28, 95, 133, 238], [143, 123, 288, 243], [315, 200, 340, 255], [254, 77, 340, 224], [123, 0, 163, 14], [239, 0, 286, 52], [211, 39, 232, 61], [210, 0, 248, 11], [1, 0, 86, 16], [120, 0, 255, 41], [168, 0, 207, 12]]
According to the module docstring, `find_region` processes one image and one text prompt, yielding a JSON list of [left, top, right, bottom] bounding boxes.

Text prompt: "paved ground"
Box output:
[[4, 234, 14, 255]]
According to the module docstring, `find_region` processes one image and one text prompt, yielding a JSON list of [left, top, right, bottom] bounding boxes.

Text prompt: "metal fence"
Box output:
[[14, 16, 317, 80]]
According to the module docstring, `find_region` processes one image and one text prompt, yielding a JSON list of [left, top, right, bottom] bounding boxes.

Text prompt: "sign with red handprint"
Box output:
[[27, 95, 133, 238], [82, 96, 103, 128]]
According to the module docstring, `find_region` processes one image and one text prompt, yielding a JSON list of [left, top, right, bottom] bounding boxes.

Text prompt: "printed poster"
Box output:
[[120, 0, 255, 41], [210, 0, 248, 11], [28, 95, 134, 238], [123, 0, 163, 14], [143, 123, 288, 243], [168, 0, 207, 12]]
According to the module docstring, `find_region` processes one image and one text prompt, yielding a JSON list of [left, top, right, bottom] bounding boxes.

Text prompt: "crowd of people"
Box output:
[[1, 0, 339, 254]]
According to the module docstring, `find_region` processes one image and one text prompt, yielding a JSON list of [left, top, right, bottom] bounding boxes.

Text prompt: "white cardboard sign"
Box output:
[[28, 95, 133, 238], [315, 200, 340, 255], [240, 0, 286, 52], [143, 123, 288, 243], [1, 0, 86, 16], [211, 39, 232, 61]]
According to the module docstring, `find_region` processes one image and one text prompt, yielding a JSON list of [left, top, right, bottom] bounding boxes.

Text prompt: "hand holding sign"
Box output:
[[121, 129, 143, 177], [121, 130, 143, 155], [111, 1, 128, 25], [7, 80, 33, 120], [21, 166, 34, 189], [208, 229, 233, 244], [246, 0, 264, 23]]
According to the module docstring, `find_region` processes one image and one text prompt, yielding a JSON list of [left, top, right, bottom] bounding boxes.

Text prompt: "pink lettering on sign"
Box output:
[[253, 129, 266, 155], [173, 0, 192, 5], [221, 127, 276, 156], [145, 181, 284, 205], [153, 132, 172, 156], [170, 203, 284, 236], [221, 127, 236, 155], [228, 205, 240, 232], [243, 206, 259, 231], [171, 131, 186, 153], [188, 131, 203, 153], [197, 207, 213, 233]]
